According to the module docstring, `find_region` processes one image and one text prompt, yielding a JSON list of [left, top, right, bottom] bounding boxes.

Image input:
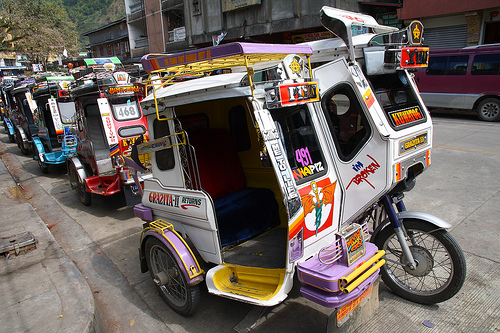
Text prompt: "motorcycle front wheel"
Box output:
[[374, 219, 466, 304]]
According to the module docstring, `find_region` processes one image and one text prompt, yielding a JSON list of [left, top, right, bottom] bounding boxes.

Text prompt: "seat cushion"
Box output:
[[215, 187, 279, 246], [188, 128, 245, 199]]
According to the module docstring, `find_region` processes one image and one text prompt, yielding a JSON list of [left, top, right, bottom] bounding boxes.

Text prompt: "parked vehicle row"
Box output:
[[1, 7, 467, 329]]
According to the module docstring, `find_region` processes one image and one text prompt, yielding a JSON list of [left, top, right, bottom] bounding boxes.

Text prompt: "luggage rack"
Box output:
[[141, 42, 314, 119]]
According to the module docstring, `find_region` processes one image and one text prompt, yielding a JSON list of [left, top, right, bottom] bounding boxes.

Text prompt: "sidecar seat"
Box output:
[[188, 128, 279, 246]]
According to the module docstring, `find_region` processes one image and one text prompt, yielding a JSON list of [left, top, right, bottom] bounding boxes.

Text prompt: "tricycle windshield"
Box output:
[[271, 105, 327, 185], [58, 101, 76, 124], [371, 72, 426, 130], [109, 96, 141, 121]]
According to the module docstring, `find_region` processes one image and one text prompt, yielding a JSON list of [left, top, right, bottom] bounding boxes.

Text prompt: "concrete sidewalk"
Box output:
[[0, 160, 98, 332]]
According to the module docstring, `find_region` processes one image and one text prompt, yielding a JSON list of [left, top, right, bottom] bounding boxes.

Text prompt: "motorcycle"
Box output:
[[127, 6, 465, 323]]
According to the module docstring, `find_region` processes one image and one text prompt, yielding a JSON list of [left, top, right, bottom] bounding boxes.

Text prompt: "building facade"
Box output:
[[398, 0, 500, 49], [83, 18, 131, 61], [123, 0, 401, 57]]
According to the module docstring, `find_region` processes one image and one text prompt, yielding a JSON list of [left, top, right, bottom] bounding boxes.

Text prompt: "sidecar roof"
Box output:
[[141, 72, 250, 115]]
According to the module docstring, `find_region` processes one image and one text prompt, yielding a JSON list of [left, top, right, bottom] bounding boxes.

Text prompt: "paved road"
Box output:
[[1, 112, 499, 332]]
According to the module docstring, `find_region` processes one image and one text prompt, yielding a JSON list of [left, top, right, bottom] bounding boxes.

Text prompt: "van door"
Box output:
[[314, 59, 389, 224]]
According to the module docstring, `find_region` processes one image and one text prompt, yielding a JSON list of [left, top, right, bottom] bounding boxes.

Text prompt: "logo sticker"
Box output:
[[389, 107, 424, 127]]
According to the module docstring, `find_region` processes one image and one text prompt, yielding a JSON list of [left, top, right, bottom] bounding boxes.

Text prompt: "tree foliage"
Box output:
[[62, 0, 125, 40], [0, 0, 79, 62]]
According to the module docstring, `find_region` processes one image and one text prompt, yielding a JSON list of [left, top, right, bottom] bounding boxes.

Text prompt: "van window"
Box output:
[[471, 53, 500, 75], [426, 55, 469, 75], [271, 105, 327, 184], [153, 118, 175, 170], [322, 84, 371, 161]]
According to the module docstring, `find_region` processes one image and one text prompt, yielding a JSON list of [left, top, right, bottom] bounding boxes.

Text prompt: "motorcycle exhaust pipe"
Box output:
[[339, 250, 385, 294]]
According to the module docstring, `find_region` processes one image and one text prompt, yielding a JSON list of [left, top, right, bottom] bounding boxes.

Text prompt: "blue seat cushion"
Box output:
[[215, 187, 279, 246]]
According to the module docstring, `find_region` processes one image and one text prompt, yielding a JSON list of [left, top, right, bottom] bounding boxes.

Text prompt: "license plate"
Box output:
[[399, 132, 427, 155], [400, 47, 429, 68], [336, 284, 373, 326], [337, 223, 365, 266]]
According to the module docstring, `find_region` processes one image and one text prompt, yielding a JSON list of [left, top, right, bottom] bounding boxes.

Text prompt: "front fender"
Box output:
[[4, 118, 15, 134], [140, 223, 204, 286], [371, 211, 451, 242]]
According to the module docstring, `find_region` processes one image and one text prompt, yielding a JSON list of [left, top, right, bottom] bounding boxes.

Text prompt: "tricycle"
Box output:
[[11, 78, 38, 155], [1, 80, 17, 143], [67, 57, 151, 206], [129, 7, 466, 325], [31, 75, 77, 173]]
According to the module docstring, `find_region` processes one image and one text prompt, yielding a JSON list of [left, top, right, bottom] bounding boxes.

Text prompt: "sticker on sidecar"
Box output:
[[337, 284, 373, 325], [147, 192, 206, 217], [337, 223, 365, 265], [388, 106, 424, 127], [399, 132, 427, 155]]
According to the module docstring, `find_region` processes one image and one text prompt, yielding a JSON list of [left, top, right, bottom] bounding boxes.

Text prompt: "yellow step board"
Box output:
[[212, 264, 285, 301]]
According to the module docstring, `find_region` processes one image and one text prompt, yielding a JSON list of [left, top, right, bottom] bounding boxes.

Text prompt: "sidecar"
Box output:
[[11, 79, 37, 155], [68, 57, 151, 206], [1, 82, 17, 143], [31, 75, 77, 173]]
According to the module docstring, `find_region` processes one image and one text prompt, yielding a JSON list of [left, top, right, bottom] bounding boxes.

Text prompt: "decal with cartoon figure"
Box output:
[[300, 180, 337, 238]]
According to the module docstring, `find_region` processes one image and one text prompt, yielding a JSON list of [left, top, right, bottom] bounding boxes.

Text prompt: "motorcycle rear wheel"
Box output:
[[374, 219, 466, 304]]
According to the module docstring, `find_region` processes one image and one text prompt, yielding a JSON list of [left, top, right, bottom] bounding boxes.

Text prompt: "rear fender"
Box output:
[[68, 157, 88, 182], [140, 222, 204, 286], [371, 211, 451, 242], [17, 126, 27, 142]]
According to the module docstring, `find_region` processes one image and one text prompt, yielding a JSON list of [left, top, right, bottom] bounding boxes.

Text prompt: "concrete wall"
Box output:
[[186, 0, 359, 45]]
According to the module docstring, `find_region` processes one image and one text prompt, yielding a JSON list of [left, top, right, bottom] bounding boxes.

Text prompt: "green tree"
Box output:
[[0, 0, 79, 65]]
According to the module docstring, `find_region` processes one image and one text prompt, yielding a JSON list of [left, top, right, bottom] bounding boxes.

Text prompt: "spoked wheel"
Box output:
[[145, 237, 200, 316], [68, 162, 91, 206], [374, 219, 466, 304], [33, 143, 48, 174]]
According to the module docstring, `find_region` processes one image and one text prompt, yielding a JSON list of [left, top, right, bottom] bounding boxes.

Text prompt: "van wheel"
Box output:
[[477, 98, 500, 122]]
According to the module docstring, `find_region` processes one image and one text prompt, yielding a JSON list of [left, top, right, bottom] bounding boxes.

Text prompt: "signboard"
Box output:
[[174, 27, 186, 42], [104, 84, 142, 97], [32, 64, 43, 72], [291, 31, 334, 44], [376, 13, 402, 28], [222, 0, 261, 12]]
